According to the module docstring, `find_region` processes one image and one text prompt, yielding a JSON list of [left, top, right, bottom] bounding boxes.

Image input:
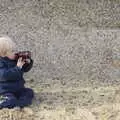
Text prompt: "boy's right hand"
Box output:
[[17, 57, 25, 69]]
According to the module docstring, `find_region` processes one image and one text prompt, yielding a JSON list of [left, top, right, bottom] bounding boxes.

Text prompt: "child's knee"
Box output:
[[17, 88, 34, 107], [20, 88, 34, 99], [26, 88, 34, 98]]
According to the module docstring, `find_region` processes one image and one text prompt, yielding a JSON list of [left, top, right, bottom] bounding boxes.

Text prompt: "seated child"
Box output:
[[0, 36, 34, 108]]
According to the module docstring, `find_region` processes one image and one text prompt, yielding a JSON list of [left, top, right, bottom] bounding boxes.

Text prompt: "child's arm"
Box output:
[[22, 58, 33, 72], [0, 61, 23, 81]]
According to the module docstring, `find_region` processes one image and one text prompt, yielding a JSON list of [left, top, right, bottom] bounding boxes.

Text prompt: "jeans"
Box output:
[[0, 88, 34, 109]]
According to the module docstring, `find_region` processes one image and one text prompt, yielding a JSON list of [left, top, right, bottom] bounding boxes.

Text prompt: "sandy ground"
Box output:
[[28, 83, 120, 120], [22, 82, 120, 120], [2, 83, 120, 120]]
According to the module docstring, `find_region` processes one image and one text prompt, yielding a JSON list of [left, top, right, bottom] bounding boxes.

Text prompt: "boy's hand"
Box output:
[[17, 57, 26, 68]]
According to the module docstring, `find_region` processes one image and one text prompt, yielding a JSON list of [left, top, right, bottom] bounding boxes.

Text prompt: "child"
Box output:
[[0, 36, 34, 108]]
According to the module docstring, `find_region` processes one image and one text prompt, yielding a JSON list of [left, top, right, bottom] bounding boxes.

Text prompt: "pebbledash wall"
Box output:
[[0, 0, 120, 87]]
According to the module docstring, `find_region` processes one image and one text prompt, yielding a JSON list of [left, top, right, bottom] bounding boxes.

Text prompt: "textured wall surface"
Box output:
[[0, 0, 120, 88]]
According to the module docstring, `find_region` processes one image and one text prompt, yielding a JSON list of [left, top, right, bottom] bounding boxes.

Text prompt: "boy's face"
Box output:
[[7, 53, 16, 60], [7, 50, 16, 60]]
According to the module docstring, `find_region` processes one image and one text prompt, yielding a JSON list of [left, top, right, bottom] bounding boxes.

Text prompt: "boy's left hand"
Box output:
[[17, 57, 26, 68]]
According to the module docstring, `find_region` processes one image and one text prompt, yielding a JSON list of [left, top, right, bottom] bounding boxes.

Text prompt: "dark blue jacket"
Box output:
[[0, 57, 33, 94]]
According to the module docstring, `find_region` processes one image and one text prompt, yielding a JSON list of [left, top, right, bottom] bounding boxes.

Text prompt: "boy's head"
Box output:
[[0, 36, 16, 57]]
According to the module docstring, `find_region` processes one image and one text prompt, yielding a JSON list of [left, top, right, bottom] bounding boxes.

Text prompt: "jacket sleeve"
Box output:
[[22, 59, 33, 72], [0, 61, 23, 81]]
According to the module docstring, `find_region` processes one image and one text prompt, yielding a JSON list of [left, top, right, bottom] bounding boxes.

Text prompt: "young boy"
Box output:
[[0, 36, 34, 108]]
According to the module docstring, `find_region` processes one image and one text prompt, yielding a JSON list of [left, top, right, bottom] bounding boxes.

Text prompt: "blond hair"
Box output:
[[0, 36, 16, 57]]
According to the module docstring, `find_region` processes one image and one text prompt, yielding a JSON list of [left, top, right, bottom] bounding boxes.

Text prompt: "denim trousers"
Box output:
[[0, 88, 34, 109]]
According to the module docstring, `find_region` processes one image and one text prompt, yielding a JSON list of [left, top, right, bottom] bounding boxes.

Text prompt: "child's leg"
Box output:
[[0, 93, 18, 109], [17, 88, 34, 108]]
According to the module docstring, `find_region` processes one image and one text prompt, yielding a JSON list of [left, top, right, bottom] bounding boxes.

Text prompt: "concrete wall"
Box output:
[[0, 0, 120, 87]]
